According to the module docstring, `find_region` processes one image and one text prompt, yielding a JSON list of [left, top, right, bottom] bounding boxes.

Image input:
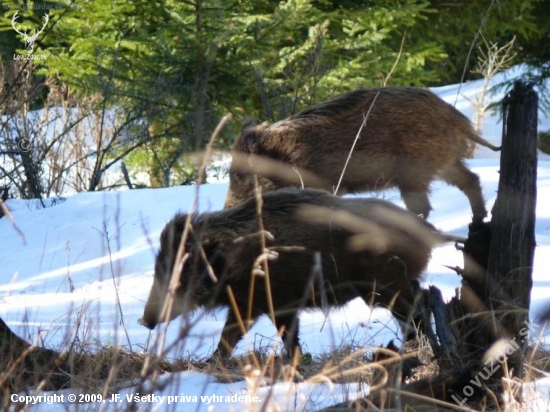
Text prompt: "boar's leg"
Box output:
[[399, 189, 432, 219], [214, 309, 254, 359], [274, 312, 302, 359], [368, 281, 419, 341], [441, 161, 487, 223], [212, 309, 302, 360], [390, 300, 419, 341]]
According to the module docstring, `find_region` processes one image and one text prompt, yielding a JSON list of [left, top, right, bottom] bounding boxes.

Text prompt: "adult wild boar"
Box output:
[[225, 87, 499, 222], [140, 188, 454, 359]]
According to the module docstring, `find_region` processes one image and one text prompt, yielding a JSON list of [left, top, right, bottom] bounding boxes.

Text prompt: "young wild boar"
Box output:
[[225, 87, 500, 222], [140, 188, 453, 359]]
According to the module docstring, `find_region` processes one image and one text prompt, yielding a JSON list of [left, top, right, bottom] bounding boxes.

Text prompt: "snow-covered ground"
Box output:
[[2, 66, 550, 411]]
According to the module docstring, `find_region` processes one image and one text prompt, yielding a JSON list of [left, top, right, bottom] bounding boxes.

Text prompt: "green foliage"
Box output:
[[37, 0, 244, 186], [0, 0, 547, 189], [539, 130, 550, 155], [222, 0, 444, 119], [320, 1, 443, 87], [517, 1, 550, 67], [412, 0, 542, 85], [34, 0, 447, 117], [3, 0, 446, 187]]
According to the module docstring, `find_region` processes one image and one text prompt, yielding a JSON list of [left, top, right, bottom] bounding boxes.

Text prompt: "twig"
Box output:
[[454, 0, 497, 107], [120, 161, 133, 189], [333, 92, 381, 196], [253, 178, 276, 325], [0, 199, 26, 245], [197, 113, 232, 185], [155, 114, 232, 358], [383, 31, 407, 86], [103, 220, 133, 351]]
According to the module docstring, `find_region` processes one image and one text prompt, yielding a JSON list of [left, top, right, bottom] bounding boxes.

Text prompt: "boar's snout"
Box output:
[[140, 281, 169, 330], [138, 317, 156, 330]]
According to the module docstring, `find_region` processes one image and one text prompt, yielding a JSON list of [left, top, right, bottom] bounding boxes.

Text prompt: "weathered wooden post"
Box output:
[[322, 82, 539, 410], [485, 80, 537, 377], [416, 80, 539, 408], [455, 80, 538, 387]]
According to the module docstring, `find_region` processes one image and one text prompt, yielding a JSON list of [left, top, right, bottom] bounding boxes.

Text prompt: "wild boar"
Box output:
[[225, 87, 499, 223], [140, 188, 455, 359]]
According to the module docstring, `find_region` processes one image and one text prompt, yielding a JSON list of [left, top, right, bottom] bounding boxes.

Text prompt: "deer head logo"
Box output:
[[11, 12, 49, 54]]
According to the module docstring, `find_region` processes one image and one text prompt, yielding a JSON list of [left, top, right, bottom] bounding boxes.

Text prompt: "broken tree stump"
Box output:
[[485, 80, 537, 378], [453, 80, 538, 385]]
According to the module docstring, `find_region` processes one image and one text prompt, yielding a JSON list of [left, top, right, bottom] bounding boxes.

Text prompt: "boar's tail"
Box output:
[[466, 130, 501, 151], [437, 233, 467, 244]]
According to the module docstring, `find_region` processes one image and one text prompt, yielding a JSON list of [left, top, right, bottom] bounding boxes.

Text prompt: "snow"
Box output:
[[2, 65, 550, 410]]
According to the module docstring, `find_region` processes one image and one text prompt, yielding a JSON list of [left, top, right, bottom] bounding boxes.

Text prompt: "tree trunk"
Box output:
[[484, 80, 537, 377], [410, 81, 539, 410], [454, 80, 538, 384]]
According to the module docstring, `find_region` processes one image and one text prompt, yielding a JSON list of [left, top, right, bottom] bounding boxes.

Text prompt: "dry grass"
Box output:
[[2, 109, 547, 412], [175, 334, 431, 388], [2, 289, 549, 412]]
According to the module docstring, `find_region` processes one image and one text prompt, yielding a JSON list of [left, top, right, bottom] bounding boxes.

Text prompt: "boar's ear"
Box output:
[[239, 123, 260, 154], [242, 116, 257, 129]]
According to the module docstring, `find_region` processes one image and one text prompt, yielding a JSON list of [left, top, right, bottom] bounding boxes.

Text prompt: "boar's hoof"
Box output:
[[205, 349, 230, 366], [472, 214, 486, 227], [138, 317, 155, 330], [374, 340, 423, 383]]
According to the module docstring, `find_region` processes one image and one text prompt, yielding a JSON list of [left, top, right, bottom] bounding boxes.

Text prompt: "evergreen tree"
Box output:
[[1, 0, 547, 189]]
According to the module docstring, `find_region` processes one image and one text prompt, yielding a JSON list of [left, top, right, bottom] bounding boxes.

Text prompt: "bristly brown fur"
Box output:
[[141, 188, 450, 359], [226, 87, 499, 222]]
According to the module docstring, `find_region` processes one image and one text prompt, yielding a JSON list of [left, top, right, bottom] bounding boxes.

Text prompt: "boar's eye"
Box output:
[[154, 250, 172, 281], [191, 242, 226, 283], [232, 171, 245, 182]]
